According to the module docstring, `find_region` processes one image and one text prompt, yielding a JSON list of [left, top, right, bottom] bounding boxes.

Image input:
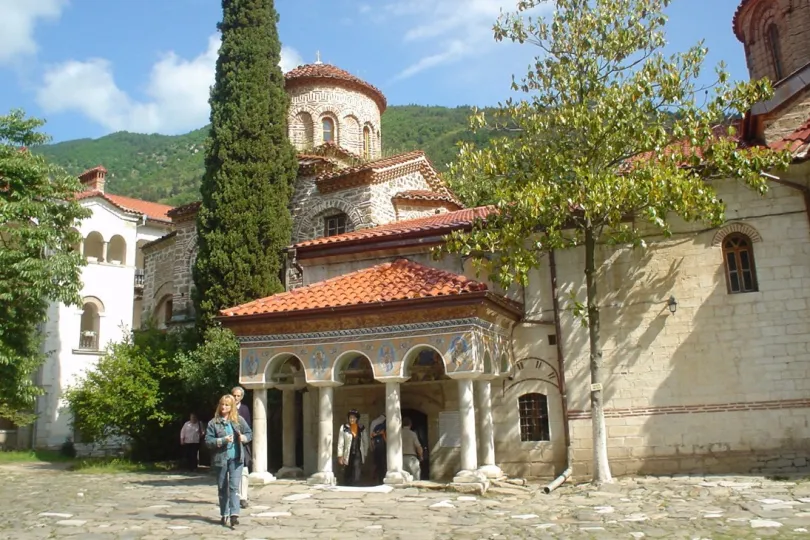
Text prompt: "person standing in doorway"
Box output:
[[337, 409, 368, 486], [205, 394, 252, 528], [231, 386, 251, 509], [402, 416, 424, 481], [180, 413, 203, 471], [369, 413, 387, 484]]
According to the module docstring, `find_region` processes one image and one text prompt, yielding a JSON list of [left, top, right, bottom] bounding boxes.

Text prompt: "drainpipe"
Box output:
[[544, 249, 574, 494]]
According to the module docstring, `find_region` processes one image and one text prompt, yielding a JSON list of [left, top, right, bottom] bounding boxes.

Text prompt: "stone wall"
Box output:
[[540, 169, 810, 477], [738, 0, 810, 82], [369, 171, 437, 225], [290, 174, 377, 243], [141, 234, 176, 326], [763, 87, 810, 142], [171, 220, 197, 324], [395, 203, 452, 222], [288, 83, 381, 159]]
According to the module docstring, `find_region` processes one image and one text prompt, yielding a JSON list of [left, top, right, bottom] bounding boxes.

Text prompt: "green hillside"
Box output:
[[35, 105, 494, 206]]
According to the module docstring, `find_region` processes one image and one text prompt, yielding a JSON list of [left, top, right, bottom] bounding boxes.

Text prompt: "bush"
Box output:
[[64, 324, 240, 462]]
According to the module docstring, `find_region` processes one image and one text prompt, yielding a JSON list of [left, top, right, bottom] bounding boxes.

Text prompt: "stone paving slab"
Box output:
[[2, 463, 810, 538]]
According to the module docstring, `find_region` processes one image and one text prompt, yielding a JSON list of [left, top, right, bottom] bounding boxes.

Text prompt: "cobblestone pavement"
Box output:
[[2, 463, 810, 539]]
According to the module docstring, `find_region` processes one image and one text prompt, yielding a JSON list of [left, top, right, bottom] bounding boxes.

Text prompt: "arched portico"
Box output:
[[222, 259, 523, 486]]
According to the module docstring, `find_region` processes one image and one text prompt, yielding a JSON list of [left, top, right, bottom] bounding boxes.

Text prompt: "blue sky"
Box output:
[[0, 0, 748, 143]]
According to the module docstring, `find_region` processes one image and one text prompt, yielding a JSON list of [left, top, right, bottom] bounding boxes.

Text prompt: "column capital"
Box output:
[[243, 382, 272, 390], [275, 383, 306, 391], [447, 372, 484, 381]]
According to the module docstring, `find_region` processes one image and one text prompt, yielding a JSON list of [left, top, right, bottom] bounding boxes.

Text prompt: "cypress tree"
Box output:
[[193, 0, 297, 329]]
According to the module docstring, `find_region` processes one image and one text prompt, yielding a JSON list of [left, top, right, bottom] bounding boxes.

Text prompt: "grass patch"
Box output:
[[0, 449, 74, 464], [68, 457, 176, 474]]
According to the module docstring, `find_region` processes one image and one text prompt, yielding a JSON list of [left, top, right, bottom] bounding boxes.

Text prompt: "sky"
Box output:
[[0, 0, 748, 143]]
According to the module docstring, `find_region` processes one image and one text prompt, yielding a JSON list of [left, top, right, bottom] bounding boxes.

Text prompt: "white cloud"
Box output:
[[0, 0, 67, 66], [379, 0, 546, 81], [36, 36, 304, 134]]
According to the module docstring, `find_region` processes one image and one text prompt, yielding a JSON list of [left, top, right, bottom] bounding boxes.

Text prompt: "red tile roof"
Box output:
[[75, 190, 174, 223], [220, 258, 489, 317], [285, 63, 387, 113], [295, 206, 495, 248], [393, 190, 463, 208], [769, 117, 810, 159]]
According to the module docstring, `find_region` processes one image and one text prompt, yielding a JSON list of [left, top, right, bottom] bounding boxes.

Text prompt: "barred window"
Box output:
[[518, 393, 550, 442], [723, 233, 757, 294]]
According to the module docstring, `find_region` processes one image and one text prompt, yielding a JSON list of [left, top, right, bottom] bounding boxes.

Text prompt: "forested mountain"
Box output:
[[36, 105, 496, 206]]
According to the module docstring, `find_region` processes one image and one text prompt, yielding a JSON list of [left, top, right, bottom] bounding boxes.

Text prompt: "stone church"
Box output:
[[142, 0, 810, 487]]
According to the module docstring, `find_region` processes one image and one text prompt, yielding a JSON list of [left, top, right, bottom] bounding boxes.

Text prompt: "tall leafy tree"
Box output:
[[194, 0, 298, 329], [442, 0, 790, 483], [0, 110, 90, 425]]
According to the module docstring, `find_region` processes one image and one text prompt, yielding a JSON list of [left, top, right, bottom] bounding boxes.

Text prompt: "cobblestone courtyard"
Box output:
[[3, 463, 810, 539]]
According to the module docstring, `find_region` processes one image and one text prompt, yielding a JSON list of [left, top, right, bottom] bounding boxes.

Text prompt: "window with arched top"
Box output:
[[78, 297, 104, 350], [767, 24, 783, 80], [518, 393, 550, 442], [363, 126, 371, 159], [723, 233, 758, 294], [322, 117, 335, 143]]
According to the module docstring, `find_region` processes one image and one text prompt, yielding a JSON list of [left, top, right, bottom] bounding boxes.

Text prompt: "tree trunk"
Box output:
[[584, 226, 612, 484]]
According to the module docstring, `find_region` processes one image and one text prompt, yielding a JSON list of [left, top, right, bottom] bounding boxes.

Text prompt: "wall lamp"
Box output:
[[667, 295, 678, 315]]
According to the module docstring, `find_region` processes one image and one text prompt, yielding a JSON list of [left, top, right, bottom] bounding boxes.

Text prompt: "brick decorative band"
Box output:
[[568, 398, 810, 420]]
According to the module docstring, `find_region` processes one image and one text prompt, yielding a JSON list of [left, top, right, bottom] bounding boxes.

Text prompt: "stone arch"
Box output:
[[333, 350, 376, 384], [291, 111, 315, 149], [400, 344, 448, 381], [265, 353, 304, 385], [107, 234, 126, 265], [712, 222, 763, 247], [83, 231, 105, 261], [292, 197, 374, 242], [341, 114, 361, 155], [154, 294, 173, 328], [79, 296, 104, 350], [319, 112, 339, 145]]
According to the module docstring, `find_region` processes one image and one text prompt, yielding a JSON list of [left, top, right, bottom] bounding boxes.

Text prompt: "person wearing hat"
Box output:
[[337, 409, 368, 486]]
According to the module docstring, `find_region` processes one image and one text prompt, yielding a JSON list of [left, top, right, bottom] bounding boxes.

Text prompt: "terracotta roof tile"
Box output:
[[769, 117, 810, 159], [221, 258, 488, 317], [393, 190, 463, 207], [285, 63, 387, 112], [295, 206, 495, 248], [75, 190, 174, 223]]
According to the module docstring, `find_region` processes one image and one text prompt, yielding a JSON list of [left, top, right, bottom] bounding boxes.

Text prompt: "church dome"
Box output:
[[285, 63, 387, 113]]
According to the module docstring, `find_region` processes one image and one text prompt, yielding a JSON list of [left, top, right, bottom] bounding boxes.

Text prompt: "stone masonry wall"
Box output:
[[171, 220, 197, 324], [288, 83, 381, 159], [538, 167, 810, 477], [739, 0, 810, 82], [764, 87, 810, 142], [141, 235, 176, 326], [395, 203, 452, 222], [290, 174, 377, 243], [369, 171, 436, 225]]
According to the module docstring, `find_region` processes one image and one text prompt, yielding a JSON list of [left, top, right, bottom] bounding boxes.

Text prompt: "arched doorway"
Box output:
[[401, 408, 429, 480]]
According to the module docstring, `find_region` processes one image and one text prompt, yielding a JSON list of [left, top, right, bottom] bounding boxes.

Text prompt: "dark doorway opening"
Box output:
[[401, 408, 429, 480], [266, 389, 304, 473]]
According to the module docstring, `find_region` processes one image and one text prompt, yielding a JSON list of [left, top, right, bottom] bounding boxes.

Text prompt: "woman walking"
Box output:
[[205, 394, 252, 528], [337, 409, 368, 486]]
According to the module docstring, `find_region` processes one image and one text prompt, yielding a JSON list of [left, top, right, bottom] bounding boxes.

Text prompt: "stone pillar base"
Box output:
[[276, 466, 304, 479], [248, 471, 276, 485], [383, 470, 412, 485], [478, 464, 504, 479], [453, 469, 488, 484], [307, 471, 336, 486]]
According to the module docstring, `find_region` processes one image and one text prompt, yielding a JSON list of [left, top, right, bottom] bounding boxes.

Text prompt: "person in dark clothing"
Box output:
[[370, 413, 387, 484], [337, 409, 368, 486]]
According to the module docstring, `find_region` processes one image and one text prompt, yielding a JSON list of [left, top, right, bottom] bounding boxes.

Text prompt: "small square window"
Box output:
[[325, 214, 347, 237], [548, 334, 557, 346]]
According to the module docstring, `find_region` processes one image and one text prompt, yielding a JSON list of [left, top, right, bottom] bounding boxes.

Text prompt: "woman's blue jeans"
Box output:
[[214, 460, 243, 517]]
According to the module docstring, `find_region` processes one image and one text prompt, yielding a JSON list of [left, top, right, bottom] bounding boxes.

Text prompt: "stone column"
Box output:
[[307, 384, 336, 485], [475, 379, 503, 478], [101, 241, 108, 263], [249, 387, 275, 484], [382, 379, 409, 484], [277, 387, 303, 478], [454, 377, 487, 484], [302, 390, 314, 475]]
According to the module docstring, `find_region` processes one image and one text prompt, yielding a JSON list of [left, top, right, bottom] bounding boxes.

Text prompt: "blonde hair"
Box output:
[[215, 394, 239, 423]]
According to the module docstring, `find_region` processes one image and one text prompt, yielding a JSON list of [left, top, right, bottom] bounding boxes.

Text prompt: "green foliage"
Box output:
[[64, 325, 240, 461], [440, 0, 791, 483], [0, 109, 91, 425], [193, 0, 299, 329], [34, 106, 499, 205]]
